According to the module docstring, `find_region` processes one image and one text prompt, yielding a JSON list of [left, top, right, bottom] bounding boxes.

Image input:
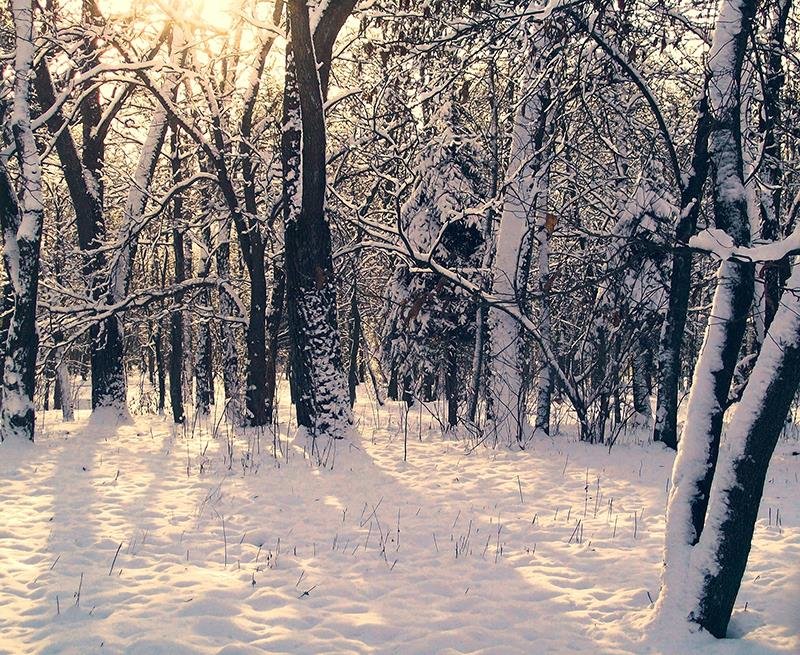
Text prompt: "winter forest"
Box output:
[[0, 0, 798, 652]]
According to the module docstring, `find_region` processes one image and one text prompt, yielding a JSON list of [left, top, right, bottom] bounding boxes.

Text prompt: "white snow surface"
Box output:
[[0, 391, 797, 654]]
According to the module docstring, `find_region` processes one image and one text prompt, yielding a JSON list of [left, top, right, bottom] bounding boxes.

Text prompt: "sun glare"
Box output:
[[104, 0, 235, 33]]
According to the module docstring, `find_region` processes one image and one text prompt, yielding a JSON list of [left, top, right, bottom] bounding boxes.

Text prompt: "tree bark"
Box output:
[[215, 218, 243, 424], [486, 36, 554, 447], [168, 127, 185, 425], [282, 0, 355, 439], [154, 324, 166, 415], [0, 0, 44, 441], [756, 0, 790, 338], [653, 94, 713, 450], [347, 282, 361, 408], [656, 0, 758, 630], [265, 265, 286, 422], [0, 168, 19, 420], [689, 261, 800, 636], [533, 198, 554, 436], [631, 334, 653, 424], [445, 348, 458, 428], [195, 228, 214, 415]]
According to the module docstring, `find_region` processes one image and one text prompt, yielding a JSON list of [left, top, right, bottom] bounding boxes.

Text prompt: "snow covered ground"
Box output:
[[0, 390, 798, 654]]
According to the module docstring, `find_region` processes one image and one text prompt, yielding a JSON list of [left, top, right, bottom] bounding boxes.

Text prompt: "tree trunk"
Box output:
[[55, 345, 74, 422], [689, 261, 800, 636], [169, 128, 186, 425], [194, 225, 214, 414], [154, 325, 166, 415], [33, 56, 127, 415], [533, 202, 553, 436], [656, 0, 758, 629], [487, 30, 556, 447], [245, 242, 269, 426], [0, 170, 19, 420], [0, 0, 44, 441], [468, 60, 501, 424], [195, 321, 213, 414], [347, 283, 361, 408], [265, 265, 286, 422], [756, 0, 790, 339], [388, 365, 399, 401], [215, 218, 243, 424], [653, 94, 713, 450], [53, 368, 61, 411], [631, 334, 653, 425], [282, 0, 353, 439], [445, 349, 458, 428]]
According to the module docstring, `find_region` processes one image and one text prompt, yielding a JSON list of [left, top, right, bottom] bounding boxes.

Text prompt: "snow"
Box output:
[[690, 226, 800, 263], [0, 389, 797, 654], [688, 228, 735, 257]]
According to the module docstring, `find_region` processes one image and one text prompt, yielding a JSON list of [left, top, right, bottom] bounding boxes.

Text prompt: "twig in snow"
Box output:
[[298, 584, 317, 598], [74, 572, 83, 607], [109, 542, 122, 575]]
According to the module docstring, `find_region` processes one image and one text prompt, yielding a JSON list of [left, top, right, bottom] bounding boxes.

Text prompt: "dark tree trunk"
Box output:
[[169, 311, 185, 424], [195, 225, 214, 415], [0, 282, 12, 405], [632, 334, 653, 420], [589, 326, 609, 445], [89, 320, 127, 410], [245, 242, 269, 426], [195, 318, 213, 414], [154, 325, 166, 415], [468, 61, 501, 423], [653, 94, 713, 450], [169, 129, 186, 425], [445, 350, 458, 428], [282, 0, 355, 438], [0, 167, 19, 418], [422, 372, 436, 403], [147, 334, 155, 385], [686, 74, 757, 546], [757, 0, 790, 336], [657, 1, 759, 636], [53, 369, 62, 411], [388, 365, 399, 401], [1, 241, 41, 440], [265, 265, 285, 422], [347, 284, 361, 408]]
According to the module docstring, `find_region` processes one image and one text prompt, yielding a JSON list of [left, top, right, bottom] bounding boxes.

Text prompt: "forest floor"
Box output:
[[0, 388, 798, 654]]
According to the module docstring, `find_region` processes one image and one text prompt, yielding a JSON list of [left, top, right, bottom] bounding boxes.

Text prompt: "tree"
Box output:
[[655, 0, 762, 635], [283, 0, 357, 440], [486, 22, 558, 446], [0, 0, 45, 440], [380, 100, 487, 426]]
